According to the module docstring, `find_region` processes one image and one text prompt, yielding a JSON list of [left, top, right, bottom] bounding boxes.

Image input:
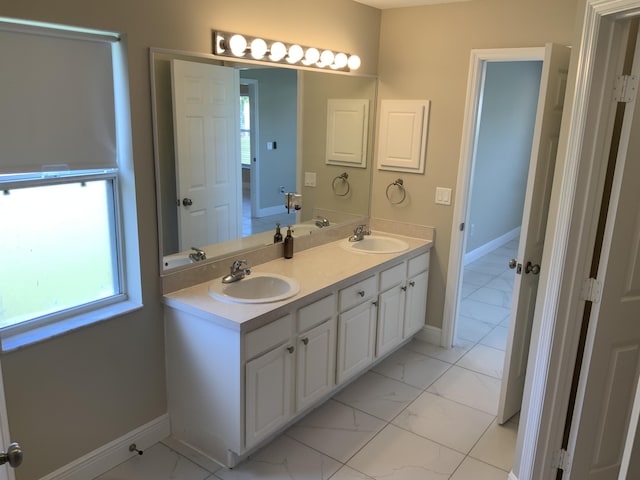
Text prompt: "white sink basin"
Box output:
[[341, 235, 409, 254], [208, 273, 300, 304], [163, 254, 193, 269], [291, 223, 319, 237]]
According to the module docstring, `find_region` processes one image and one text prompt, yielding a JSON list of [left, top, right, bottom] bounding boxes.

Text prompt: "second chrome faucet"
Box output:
[[222, 259, 251, 284]]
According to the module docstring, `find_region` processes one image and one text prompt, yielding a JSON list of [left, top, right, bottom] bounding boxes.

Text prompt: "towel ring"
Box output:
[[386, 178, 406, 204], [332, 172, 350, 197]]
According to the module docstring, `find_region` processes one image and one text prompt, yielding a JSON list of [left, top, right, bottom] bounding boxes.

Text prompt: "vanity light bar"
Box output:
[[212, 31, 361, 72]]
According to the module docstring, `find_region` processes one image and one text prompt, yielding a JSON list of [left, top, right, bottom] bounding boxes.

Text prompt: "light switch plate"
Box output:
[[435, 187, 452, 205], [304, 172, 317, 187]]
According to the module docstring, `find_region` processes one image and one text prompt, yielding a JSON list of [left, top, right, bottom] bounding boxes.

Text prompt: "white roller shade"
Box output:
[[0, 25, 118, 174]]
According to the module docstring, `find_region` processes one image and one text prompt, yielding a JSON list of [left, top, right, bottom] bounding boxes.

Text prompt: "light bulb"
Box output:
[[250, 38, 267, 59], [333, 52, 348, 69], [319, 50, 335, 67], [229, 34, 247, 57], [269, 42, 287, 61], [287, 44, 303, 64], [303, 48, 320, 65], [347, 55, 361, 70]]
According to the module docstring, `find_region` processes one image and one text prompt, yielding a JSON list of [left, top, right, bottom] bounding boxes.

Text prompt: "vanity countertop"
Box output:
[[163, 231, 432, 332]]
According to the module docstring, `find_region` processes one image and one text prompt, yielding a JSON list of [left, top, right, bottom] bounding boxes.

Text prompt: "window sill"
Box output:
[[0, 300, 143, 353]]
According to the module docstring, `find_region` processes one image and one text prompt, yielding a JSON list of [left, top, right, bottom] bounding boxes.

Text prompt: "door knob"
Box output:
[[525, 261, 541, 275], [182, 198, 193, 206], [508, 259, 518, 269], [0, 442, 23, 468]]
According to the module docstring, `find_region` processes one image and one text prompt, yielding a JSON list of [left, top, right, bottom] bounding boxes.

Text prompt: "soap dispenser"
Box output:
[[274, 223, 283, 243], [283, 226, 294, 259]]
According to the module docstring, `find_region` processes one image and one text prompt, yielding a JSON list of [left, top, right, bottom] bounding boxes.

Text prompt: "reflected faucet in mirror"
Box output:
[[189, 247, 207, 262], [314, 216, 330, 228]]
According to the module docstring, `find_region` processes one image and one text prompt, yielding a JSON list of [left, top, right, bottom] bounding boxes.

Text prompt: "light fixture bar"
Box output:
[[212, 30, 361, 72]]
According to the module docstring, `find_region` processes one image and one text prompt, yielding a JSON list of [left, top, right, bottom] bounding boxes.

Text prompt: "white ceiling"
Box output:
[[353, 0, 471, 9]]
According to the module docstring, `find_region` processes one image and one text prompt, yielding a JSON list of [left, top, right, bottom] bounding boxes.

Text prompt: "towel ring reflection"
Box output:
[[386, 178, 406, 204], [332, 172, 350, 197]]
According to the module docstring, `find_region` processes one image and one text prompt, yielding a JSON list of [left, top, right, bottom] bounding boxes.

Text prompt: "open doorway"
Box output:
[[444, 45, 571, 426]]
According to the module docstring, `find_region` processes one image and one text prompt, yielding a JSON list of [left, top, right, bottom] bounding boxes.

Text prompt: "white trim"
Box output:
[[414, 325, 442, 345], [38, 415, 170, 480], [516, 2, 640, 479], [508, 472, 519, 480], [464, 227, 521, 265], [442, 47, 545, 348]]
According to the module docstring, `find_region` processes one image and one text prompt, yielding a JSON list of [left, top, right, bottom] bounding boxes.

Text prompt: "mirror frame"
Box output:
[[149, 47, 377, 275]]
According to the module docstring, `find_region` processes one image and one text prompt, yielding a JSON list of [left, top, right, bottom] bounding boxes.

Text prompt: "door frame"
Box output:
[[241, 78, 260, 219], [516, 1, 640, 478], [442, 47, 546, 350]]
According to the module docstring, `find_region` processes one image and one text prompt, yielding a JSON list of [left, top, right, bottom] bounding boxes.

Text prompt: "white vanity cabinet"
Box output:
[[295, 295, 337, 412], [403, 252, 430, 338], [376, 262, 407, 357], [163, 239, 431, 468], [336, 275, 378, 384]]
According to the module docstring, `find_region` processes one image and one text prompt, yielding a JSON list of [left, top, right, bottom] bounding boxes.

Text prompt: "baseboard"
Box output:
[[257, 204, 286, 218], [464, 227, 520, 265], [414, 325, 442, 345], [508, 471, 518, 480], [39, 414, 170, 480]]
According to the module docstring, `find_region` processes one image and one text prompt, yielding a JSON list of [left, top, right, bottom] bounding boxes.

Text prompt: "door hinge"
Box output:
[[613, 74, 638, 102], [553, 448, 571, 472], [581, 277, 602, 303]]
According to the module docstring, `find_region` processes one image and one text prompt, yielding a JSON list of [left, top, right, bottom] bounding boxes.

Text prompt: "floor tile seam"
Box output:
[[158, 440, 221, 476], [467, 451, 512, 473], [420, 388, 499, 419], [451, 362, 503, 381], [460, 295, 512, 311], [278, 434, 349, 471], [402, 346, 457, 365], [388, 417, 488, 457], [371, 360, 454, 392]]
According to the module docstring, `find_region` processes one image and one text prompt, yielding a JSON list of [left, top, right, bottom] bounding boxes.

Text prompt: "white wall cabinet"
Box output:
[[164, 249, 430, 468]]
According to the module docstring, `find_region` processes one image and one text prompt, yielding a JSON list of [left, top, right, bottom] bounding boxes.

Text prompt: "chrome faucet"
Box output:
[[314, 216, 330, 228], [189, 247, 207, 262], [222, 259, 251, 284], [348, 224, 371, 242]]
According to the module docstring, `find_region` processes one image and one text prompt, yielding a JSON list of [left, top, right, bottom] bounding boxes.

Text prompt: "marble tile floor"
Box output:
[[95, 243, 520, 480]]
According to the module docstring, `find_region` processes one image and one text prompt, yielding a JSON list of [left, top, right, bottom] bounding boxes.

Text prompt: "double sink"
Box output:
[[208, 234, 409, 304]]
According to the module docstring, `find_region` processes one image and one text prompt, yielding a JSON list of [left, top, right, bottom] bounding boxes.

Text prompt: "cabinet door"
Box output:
[[337, 301, 377, 384], [296, 318, 337, 411], [404, 270, 428, 338], [377, 285, 405, 357], [245, 343, 294, 448]]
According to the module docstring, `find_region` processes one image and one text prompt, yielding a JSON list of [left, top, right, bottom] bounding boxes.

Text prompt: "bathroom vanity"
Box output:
[[162, 233, 431, 467]]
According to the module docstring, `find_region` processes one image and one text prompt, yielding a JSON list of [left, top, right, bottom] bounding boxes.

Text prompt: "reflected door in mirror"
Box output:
[[171, 60, 242, 250]]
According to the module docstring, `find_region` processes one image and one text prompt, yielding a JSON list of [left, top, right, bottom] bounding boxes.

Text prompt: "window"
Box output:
[[240, 92, 252, 166], [0, 19, 141, 350]]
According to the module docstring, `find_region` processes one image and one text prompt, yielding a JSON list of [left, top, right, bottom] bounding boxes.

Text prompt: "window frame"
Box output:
[[0, 20, 142, 352]]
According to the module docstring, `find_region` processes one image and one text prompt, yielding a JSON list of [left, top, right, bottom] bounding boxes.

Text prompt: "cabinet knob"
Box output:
[[357, 290, 365, 297], [372, 301, 378, 307], [401, 286, 407, 292], [286, 346, 295, 354], [301, 338, 309, 346], [409, 281, 415, 287]]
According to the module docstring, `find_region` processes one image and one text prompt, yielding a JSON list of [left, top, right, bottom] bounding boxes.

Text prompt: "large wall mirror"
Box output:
[[150, 48, 377, 272]]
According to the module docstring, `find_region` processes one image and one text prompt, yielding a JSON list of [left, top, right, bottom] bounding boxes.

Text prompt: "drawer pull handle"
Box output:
[[409, 281, 416, 287], [287, 346, 295, 354], [357, 290, 365, 297], [301, 337, 309, 346]]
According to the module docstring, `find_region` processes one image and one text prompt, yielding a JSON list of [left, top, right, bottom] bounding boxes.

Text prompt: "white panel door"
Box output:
[[325, 99, 369, 168], [376, 285, 405, 357], [567, 33, 640, 479], [336, 302, 377, 384], [404, 270, 429, 339], [497, 44, 571, 423], [171, 60, 241, 251], [0, 362, 16, 480]]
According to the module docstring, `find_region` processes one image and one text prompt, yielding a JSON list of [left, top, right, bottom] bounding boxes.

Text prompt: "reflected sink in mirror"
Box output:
[[341, 235, 409, 254], [208, 273, 300, 304], [163, 253, 194, 269]]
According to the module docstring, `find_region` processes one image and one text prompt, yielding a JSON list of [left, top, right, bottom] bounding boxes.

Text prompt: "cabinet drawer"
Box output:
[[339, 275, 377, 312], [408, 252, 430, 277], [298, 294, 336, 332], [379, 262, 406, 291], [245, 314, 294, 360]]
